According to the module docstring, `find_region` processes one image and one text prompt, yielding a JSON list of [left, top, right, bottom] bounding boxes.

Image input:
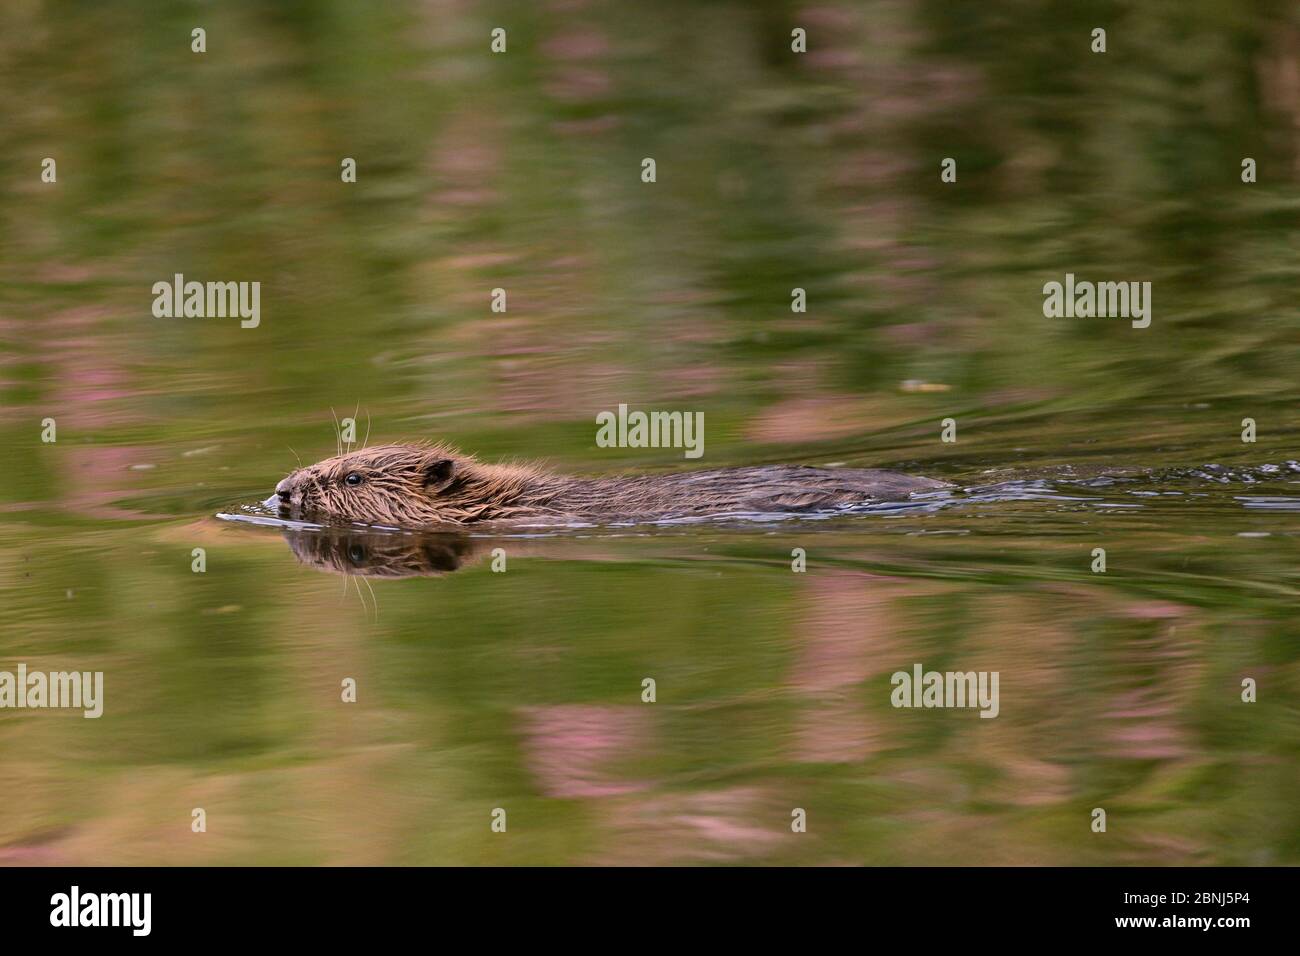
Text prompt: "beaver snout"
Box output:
[[263, 477, 295, 511]]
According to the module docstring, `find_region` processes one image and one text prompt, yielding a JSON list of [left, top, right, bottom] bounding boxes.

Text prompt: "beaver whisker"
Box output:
[[352, 574, 369, 619], [361, 574, 378, 622]]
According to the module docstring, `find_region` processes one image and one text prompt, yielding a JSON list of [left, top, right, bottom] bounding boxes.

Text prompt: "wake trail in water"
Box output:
[[939, 460, 1300, 515]]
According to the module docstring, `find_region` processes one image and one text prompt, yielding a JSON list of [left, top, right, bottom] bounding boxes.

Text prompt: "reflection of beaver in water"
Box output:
[[283, 527, 484, 577], [265, 442, 950, 529]]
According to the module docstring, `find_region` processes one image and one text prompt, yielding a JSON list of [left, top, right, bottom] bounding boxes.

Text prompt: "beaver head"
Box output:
[[266, 442, 559, 527]]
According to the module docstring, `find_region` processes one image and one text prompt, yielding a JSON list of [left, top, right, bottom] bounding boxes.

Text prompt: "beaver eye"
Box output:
[[348, 544, 366, 563], [345, 472, 364, 487]]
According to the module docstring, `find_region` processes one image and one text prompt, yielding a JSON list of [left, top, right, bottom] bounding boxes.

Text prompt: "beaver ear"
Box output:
[[423, 458, 457, 493]]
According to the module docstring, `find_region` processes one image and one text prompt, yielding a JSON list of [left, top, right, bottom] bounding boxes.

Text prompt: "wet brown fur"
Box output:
[[272, 442, 951, 529]]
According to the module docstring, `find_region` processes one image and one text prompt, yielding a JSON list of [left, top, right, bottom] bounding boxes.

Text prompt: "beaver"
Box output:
[[263, 442, 951, 528]]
